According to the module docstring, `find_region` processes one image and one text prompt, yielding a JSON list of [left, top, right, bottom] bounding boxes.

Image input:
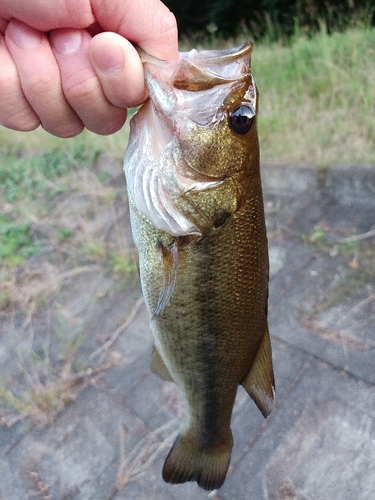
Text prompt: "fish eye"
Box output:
[[229, 104, 255, 134]]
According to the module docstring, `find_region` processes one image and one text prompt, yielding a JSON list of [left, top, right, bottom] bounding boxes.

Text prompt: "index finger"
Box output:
[[0, 0, 178, 60]]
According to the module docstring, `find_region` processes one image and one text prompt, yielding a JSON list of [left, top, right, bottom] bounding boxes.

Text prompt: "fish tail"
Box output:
[[162, 430, 233, 491]]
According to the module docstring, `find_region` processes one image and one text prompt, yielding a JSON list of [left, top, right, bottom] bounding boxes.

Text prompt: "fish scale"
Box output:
[[124, 42, 275, 491]]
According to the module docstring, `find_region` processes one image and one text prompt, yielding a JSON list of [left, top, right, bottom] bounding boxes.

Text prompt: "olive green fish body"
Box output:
[[124, 42, 275, 491]]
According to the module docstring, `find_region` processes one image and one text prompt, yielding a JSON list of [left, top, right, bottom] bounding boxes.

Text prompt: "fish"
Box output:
[[123, 42, 275, 491]]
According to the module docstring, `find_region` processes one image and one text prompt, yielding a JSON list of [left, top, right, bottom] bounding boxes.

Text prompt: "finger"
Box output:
[[5, 19, 83, 137], [91, 0, 178, 60], [50, 28, 128, 135], [0, 0, 178, 60], [0, 0, 94, 30], [0, 18, 9, 33], [0, 33, 40, 131], [90, 32, 147, 109]]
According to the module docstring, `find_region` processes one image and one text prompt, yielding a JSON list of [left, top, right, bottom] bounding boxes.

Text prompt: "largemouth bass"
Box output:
[[124, 42, 275, 491]]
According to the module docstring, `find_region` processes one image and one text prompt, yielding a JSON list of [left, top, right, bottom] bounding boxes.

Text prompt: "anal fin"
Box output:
[[242, 324, 275, 417], [150, 347, 174, 383]]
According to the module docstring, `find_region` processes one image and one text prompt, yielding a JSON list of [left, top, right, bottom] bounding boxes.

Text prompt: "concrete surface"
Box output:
[[0, 163, 374, 500]]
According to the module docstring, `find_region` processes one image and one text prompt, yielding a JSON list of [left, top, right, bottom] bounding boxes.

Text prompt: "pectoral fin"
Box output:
[[150, 347, 174, 382], [152, 238, 179, 320], [242, 324, 275, 417]]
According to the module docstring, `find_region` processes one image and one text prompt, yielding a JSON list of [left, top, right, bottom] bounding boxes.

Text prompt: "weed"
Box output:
[[0, 125, 128, 163], [302, 225, 374, 268], [0, 292, 10, 310], [0, 328, 118, 426], [102, 187, 117, 205], [58, 229, 75, 242], [0, 216, 41, 266], [301, 239, 375, 317], [0, 382, 32, 414], [99, 171, 110, 182], [84, 241, 107, 260], [0, 364, 111, 425], [89, 297, 144, 361], [0, 145, 100, 203], [330, 240, 360, 258], [301, 227, 327, 244], [108, 253, 137, 276], [28, 471, 52, 500], [107, 420, 179, 499]]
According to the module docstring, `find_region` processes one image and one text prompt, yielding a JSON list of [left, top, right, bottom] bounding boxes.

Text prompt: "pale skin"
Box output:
[[0, 0, 178, 137]]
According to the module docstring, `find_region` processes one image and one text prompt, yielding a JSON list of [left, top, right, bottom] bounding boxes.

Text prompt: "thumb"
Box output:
[[91, 0, 178, 60], [90, 32, 148, 108]]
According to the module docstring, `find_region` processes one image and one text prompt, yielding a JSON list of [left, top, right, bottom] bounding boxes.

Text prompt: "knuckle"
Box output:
[[18, 74, 64, 121], [0, 107, 40, 131], [0, 73, 40, 131], [37, 96, 83, 137], [24, 71, 60, 99], [86, 110, 127, 136], [42, 121, 84, 138], [59, 73, 128, 134], [62, 72, 99, 103], [0, 64, 18, 95]]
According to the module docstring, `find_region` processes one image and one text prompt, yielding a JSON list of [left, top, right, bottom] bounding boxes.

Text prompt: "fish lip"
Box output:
[[140, 42, 253, 93], [138, 41, 253, 73], [177, 42, 253, 84], [180, 41, 253, 62]]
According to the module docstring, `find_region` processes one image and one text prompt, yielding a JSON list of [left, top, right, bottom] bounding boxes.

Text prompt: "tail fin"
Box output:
[[162, 431, 233, 491]]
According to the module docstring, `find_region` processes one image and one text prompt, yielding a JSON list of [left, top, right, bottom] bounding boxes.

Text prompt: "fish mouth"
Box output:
[[139, 42, 254, 87], [144, 43, 255, 128]]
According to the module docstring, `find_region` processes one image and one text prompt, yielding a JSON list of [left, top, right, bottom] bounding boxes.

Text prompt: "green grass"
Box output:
[[0, 216, 41, 266], [0, 144, 101, 203], [108, 253, 138, 276], [252, 27, 375, 166], [58, 228, 75, 242], [0, 125, 129, 159]]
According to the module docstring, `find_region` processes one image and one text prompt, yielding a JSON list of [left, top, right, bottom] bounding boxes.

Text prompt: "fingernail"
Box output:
[[51, 29, 82, 56], [7, 20, 43, 49], [91, 40, 124, 74]]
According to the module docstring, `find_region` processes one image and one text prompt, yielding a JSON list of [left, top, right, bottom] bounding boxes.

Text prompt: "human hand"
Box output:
[[0, 0, 178, 137]]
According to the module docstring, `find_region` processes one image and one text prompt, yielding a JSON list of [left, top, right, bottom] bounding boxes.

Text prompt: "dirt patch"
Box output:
[[0, 153, 140, 426]]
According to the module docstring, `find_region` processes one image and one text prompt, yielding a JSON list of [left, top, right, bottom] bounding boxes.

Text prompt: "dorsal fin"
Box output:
[[152, 238, 179, 320], [241, 324, 275, 417]]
